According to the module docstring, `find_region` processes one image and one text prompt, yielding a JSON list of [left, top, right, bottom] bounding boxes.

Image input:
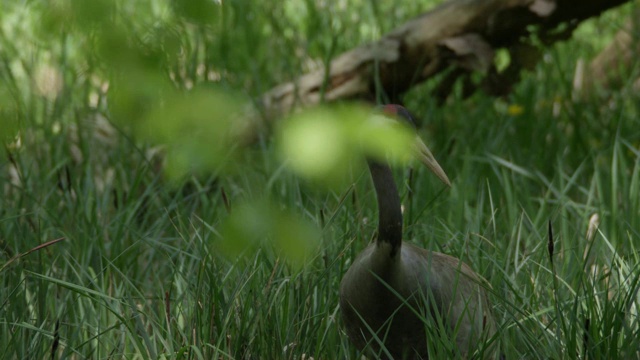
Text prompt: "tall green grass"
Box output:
[[1, 0, 639, 359]]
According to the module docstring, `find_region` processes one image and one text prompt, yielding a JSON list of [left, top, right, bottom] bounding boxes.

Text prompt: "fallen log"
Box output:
[[246, 0, 630, 138]]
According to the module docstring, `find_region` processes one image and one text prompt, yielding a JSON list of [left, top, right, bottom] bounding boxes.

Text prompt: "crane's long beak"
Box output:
[[415, 136, 451, 187]]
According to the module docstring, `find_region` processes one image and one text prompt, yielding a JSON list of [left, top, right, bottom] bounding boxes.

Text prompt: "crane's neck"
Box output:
[[367, 160, 403, 257]]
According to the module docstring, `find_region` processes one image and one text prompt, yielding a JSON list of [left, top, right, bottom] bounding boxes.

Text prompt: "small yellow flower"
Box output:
[[507, 104, 524, 116]]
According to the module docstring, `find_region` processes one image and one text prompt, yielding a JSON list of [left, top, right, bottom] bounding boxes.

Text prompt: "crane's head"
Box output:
[[382, 104, 451, 187]]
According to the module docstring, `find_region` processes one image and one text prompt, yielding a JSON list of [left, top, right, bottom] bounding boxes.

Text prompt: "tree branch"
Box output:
[[246, 0, 630, 138]]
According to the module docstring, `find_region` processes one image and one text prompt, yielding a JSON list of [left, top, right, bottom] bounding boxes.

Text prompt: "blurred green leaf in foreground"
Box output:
[[219, 199, 321, 269], [277, 104, 416, 190]]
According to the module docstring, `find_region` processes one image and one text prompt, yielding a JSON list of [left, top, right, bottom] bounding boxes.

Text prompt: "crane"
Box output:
[[339, 104, 496, 359]]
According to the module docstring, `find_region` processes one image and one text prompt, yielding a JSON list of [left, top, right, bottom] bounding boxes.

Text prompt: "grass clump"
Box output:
[[1, 1, 640, 359]]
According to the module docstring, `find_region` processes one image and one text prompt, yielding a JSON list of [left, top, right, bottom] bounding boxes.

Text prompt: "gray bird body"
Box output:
[[339, 105, 496, 359], [340, 239, 496, 359]]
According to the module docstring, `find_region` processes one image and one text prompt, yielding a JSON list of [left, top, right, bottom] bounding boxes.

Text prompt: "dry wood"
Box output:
[[581, 14, 640, 94], [245, 0, 630, 139]]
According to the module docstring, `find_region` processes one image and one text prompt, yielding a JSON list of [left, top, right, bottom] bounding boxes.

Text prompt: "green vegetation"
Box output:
[[1, 0, 639, 359]]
